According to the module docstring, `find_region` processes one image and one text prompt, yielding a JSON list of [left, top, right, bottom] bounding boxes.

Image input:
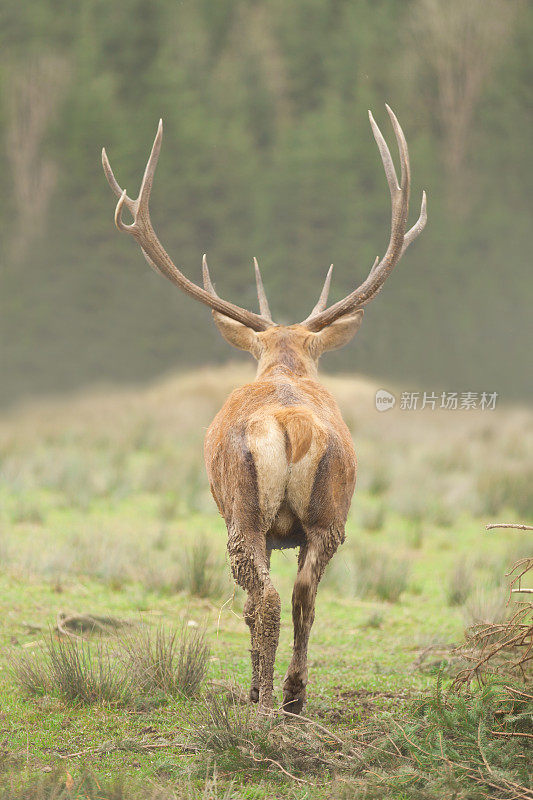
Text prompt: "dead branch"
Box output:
[[453, 522, 532, 686], [486, 524, 533, 532]]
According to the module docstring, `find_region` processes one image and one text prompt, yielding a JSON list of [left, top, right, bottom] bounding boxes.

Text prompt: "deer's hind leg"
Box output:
[[243, 549, 271, 703], [228, 527, 280, 709], [283, 525, 344, 714]]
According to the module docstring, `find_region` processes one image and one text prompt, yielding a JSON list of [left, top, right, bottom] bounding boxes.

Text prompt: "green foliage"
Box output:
[[183, 681, 533, 797], [379, 680, 533, 798], [0, 0, 532, 405]]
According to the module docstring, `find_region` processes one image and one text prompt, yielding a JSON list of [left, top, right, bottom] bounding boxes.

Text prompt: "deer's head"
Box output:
[[102, 106, 426, 378]]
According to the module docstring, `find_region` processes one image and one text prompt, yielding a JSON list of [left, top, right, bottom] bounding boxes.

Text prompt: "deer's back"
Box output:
[[204, 376, 356, 541]]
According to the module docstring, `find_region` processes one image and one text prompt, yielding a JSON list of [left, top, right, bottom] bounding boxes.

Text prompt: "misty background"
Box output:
[[0, 0, 531, 408]]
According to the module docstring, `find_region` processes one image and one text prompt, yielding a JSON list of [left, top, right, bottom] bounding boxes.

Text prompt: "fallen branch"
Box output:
[[489, 729, 533, 740], [486, 523, 533, 531]]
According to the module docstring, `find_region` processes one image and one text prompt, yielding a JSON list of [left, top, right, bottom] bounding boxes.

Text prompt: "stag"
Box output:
[[102, 106, 426, 713]]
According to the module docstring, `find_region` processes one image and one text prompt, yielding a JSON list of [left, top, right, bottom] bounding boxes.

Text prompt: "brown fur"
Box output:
[[204, 324, 357, 712], [273, 406, 315, 463]]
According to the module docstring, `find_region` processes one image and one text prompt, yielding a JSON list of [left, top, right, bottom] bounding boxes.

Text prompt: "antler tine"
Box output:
[[368, 110, 399, 196], [102, 149, 134, 210], [102, 122, 273, 331], [369, 256, 380, 276], [253, 258, 273, 322], [401, 191, 427, 255], [105, 152, 164, 274], [202, 254, 217, 296], [303, 265, 333, 321], [137, 118, 163, 215], [385, 104, 410, 194], [302, 106, 426, 331]]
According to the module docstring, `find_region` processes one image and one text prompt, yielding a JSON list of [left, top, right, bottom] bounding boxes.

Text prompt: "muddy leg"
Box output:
[[283, 526, 343, 714], [228, 530, 280, 710], [243, 594, 260, 703]]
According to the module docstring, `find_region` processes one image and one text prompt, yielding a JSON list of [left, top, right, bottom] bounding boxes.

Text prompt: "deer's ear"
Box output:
[[312, 310, 364, 355], [212, 312, 261, 357]]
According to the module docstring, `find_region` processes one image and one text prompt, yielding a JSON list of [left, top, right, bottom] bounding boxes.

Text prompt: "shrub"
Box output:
[[179, 539, 227, 599], [464, 585, 511, 628], [447, 561, 473, 606], [477, 465, 533, 519], [10, 499, 44, 525], [359, 503, 386, 532], [353, 548, 410, 603]]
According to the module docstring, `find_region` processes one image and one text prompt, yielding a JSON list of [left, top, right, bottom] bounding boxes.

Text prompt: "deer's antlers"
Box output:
[[303, 105, 427, 331], [102, 121, 272, 331], [102, 107, 426, 332]]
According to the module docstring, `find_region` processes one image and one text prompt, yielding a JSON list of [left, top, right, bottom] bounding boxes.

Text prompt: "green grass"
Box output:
[[0, 366, 531, 797]]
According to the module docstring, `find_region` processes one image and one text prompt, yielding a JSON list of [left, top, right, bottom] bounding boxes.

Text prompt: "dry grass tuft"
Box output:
[[447, 560, 473, 606], [353, 547, 411, 603], [120, 624, 209, 698], [10, 634, 134, 706], [0, 769, 235, 799], [188, 691, 362, 780], [10, 623, 209, 706], [178, 539, 227, 599]]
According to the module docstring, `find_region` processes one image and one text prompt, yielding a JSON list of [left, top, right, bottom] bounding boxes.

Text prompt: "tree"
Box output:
[[6, 54, 68, 262], [409, 0, 520, 213]]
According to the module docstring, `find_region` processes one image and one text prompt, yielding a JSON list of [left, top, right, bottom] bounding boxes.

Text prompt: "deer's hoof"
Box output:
[[282, 682, 307, 715]]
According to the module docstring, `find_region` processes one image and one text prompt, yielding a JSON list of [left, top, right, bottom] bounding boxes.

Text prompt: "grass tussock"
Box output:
[[9, 646, 52, 698], [353, 547, 411, 603], [11, 635, 134, 706], [178, 539, 227, 599], [359, 502, 386, 532], [0, 769, 235, 800], [10, 623, 209, 706], [464, 585, 511, 629], [10, 498, 44, 525], [477, 465, 533, 519], [447, 560, 473, 606], [188, 691, 359, 778], [322, 546, 411, 603], [120, 624, 209, 698]]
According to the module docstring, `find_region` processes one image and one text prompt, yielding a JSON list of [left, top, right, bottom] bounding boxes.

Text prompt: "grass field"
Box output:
[[0, 365, 531, 798]]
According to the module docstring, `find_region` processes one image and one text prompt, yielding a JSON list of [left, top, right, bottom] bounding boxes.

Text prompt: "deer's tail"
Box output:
[[273, 406, 321, 464]]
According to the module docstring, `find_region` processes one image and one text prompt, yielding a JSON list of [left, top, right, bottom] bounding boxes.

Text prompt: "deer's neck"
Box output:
[[256, 360, 318, 382]]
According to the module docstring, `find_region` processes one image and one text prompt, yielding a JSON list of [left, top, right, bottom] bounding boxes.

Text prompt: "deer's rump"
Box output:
[[205, 402, 356, 545]]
